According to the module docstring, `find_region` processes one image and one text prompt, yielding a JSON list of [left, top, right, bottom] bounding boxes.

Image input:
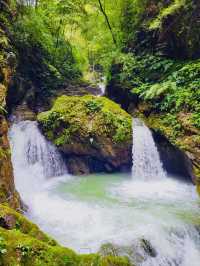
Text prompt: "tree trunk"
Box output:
[[97, 0, 117, 45], [35, 0, 38, 9]]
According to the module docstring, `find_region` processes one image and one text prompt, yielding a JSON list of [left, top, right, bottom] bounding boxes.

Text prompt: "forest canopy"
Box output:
[[13, 0, 127, 81], [4, 0, 199, 103]]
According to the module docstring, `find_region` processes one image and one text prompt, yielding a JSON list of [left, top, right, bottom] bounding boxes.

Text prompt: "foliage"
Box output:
[[12, 2, 81, 100], [85, 100, 103, 113], [140, 81, 176, 100], [149, 0, 186, 29], [162, 114, 182, 137], [192, 113, 200, 129], [12, 0, 192, 85], [16, 244, 32, 257], [0, 236, 7, 255], [59, 0, 124, 76], [111, 51, 200, 128], [112, 53, 175, 85]]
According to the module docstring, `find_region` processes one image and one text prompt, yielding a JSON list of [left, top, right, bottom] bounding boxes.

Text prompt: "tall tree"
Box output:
[[97, 0, 117, 45]]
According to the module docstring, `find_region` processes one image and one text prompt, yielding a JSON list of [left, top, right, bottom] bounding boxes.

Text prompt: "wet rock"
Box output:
[[0, 214, 16, 229], [56, 81, 101, 97], [67, 157, 90, 175], [142, 113, 200, 184], [98, 240, 156, 265], [106, 65, 139, 111], [152, 130, 194, 182], [7, 76, 102, 115], [38, 95, 132, 175], [140, 239, 157, 258], [99, 243, 120, 257], [11, 103, 36, 122]]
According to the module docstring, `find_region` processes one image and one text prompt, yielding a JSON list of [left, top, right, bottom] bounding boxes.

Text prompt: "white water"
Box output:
[[9, 121, 67, 204], [9, 120, 200, 265], [97, 77, 106, 96], [132, 118, 166, 180]]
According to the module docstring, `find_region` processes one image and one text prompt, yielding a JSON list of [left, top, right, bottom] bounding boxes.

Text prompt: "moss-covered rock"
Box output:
[[139, 112, 200, 184], [0, 204, 56, 245], [99, 240, 157, 265], [122, 0, 200, 59], [0, 205, 132, 266], [38, 95, 132, 174]]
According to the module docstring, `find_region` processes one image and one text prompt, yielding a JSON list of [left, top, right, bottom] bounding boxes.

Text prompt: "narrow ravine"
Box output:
[[9, 120, 200, 265]]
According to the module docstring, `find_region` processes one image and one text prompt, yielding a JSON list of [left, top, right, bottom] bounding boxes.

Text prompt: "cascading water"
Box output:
[[9, 121, 67, 203], [97, 77, 106, 96], [132, 118, 166, 180], [9, 120, 200, 265]]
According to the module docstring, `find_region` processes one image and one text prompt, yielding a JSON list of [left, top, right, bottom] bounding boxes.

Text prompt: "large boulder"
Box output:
[[37, 95, 132, 175]]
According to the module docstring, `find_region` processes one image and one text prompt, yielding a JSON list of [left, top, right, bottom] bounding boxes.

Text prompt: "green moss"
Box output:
[[77, 254, 131, 266], [0, 36, 9, 50], [100, 256, 131, 266], [0, 148, 7, 160], [38, 95, 132, 145], [143, 113, 189, 149], [0, 205, 56, 246], [194, 166, 200, 183], [0, 205, 132, 266], [141, 112, 200, 190], [149, 0, 186, 29], [0, 227, 78, 266], [107, 0, 200, 190], [0, 191, 7, 206], [0, 227, 132, 266]]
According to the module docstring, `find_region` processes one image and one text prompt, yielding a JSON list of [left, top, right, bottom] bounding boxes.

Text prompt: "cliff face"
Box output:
[[0, 0, 21, 210], [123, 0, 200, 59], [0, 115, 21, 210]]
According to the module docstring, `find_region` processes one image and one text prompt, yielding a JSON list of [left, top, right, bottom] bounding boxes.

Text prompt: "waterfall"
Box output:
[[9, 120, 67, 203], [8, 119, 200, 265], [132, 118, 166, 180], [97, 77, 106, 96]]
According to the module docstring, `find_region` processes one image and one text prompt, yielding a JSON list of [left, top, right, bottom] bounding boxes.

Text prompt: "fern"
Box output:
[[142, 81, 176, 100]]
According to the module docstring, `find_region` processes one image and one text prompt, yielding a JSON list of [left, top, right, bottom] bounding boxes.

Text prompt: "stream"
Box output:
[[9, 120, 200, 265]]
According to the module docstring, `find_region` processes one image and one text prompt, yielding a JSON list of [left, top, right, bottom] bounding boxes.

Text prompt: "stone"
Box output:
[[38, 95, 132, 174]]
